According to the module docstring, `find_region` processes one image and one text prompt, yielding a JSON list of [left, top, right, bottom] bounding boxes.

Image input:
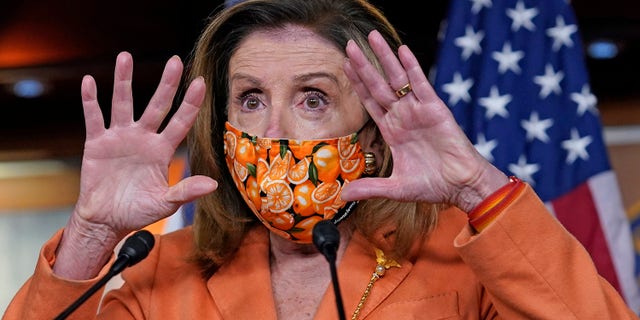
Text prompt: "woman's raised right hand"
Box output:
[[53, 52, 217, 279]]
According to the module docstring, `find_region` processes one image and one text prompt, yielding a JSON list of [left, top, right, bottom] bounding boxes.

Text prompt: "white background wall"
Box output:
[[0, 208, 71, 314]]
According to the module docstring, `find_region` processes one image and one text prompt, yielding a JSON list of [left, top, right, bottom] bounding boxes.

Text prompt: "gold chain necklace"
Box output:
[[351, 248, 401, 320]]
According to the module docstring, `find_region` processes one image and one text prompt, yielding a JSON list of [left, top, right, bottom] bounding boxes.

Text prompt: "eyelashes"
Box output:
[[234, 88, 331, 113], [301, 90, 329, 111]]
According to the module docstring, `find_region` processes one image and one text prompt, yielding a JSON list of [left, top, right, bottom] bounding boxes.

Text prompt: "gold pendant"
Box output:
[[351, 248, 401, 320]]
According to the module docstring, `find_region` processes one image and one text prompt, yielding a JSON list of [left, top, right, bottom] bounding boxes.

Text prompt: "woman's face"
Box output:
[[227, 25, 368, 140]]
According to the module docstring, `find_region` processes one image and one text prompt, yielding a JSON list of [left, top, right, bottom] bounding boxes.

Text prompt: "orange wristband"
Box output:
[[468, 176, 525, 232]]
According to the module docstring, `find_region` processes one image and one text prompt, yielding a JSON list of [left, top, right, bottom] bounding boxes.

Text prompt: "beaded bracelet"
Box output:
[[468, 176, 525, 232]]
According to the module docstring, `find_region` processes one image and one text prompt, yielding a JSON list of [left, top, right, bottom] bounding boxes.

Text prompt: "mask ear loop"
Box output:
[[331, 201, 358, 226], [330, 119, 373, 226]]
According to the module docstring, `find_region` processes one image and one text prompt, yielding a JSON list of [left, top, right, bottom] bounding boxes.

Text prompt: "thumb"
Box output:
[[340, 177, 397, 201], [164, 175, 218, 204]]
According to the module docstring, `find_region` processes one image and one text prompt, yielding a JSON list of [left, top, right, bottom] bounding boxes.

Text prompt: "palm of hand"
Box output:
[[376, 98, 484, 204], [76, 125, 178, 232], [341, 31, 492, 206], [72, 52, 215, 236]]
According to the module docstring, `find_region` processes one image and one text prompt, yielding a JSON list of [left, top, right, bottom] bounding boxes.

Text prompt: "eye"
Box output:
[[239, 93, 263, 111], [245, 96, 260, 110], [303, 91, 328, 110], [307, 95, 321, 109]]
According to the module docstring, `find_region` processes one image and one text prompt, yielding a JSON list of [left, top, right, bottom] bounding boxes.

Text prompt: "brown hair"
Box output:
[[186, 0, 439, 277]]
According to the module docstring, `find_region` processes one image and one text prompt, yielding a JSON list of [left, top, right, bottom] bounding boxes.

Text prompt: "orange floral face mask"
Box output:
[[223, 121, 366, 244]]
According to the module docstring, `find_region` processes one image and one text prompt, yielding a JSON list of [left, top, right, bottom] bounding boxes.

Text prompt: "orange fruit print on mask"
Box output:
[[223, 122, 366, 243], [313, 144, 341, 182]]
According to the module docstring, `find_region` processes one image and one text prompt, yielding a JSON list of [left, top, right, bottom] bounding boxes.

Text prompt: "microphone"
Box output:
[[313, 220, 346, 320], [54, 229, 155, 320]]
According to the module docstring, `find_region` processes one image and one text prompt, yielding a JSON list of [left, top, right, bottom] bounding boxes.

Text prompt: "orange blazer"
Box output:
[[4, 185, 638, 319]]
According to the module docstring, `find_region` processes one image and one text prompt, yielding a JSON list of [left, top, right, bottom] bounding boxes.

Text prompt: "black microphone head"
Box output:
[[312, 220, 340, 261], [118, 229, 155, 267]]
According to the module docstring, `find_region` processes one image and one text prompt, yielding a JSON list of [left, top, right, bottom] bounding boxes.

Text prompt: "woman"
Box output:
[[4, 0, 636, 319]]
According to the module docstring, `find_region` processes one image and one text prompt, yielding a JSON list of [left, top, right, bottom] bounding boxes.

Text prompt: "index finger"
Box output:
[[81, 75, 106, 140]]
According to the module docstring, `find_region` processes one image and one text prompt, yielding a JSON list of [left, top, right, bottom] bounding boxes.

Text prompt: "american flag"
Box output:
[[432, 0, 640, 311]]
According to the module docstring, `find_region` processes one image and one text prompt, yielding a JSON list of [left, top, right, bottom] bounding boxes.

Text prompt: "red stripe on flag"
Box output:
[[552, 181, 621, 292]]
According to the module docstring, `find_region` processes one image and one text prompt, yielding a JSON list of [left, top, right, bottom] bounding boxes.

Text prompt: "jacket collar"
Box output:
[[207, 226, 413, 319]]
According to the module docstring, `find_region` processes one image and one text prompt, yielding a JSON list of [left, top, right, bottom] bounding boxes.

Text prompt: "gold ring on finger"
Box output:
[[394, 83, 412, 98]]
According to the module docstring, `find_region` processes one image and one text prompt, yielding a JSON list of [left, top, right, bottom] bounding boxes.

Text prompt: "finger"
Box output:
[[163, 175, 218, 204], [110, 51, 135, 127], [139, 55, 183, 132], [339, 177, 397, 202], [161, 76, 206, 149], [344, 38, 397, 108], [343, 56, 386, 121], [368, 30, 411, 97], [397, 45, 436, 103], [81, 75, 105, 140]]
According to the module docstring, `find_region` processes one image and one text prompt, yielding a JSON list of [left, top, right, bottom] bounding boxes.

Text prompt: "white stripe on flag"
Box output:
[[589, 171, 640, 313]]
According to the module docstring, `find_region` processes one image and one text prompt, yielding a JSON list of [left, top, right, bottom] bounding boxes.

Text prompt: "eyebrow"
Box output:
[[294, 72, 340, 86], [230, 72, 341, 87], [230, 73, 261, 86]]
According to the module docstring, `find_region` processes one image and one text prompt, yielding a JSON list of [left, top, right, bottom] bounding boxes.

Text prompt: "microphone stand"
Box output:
[[326, 248, 346, 320], [313, 220, 347, 320], [54, 229, 155, 320], [54, 266, 121, 320]]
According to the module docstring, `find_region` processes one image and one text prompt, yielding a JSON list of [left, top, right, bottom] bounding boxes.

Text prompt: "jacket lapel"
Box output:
[[207, 227, 278, 319], [207, 226, 413, 319], [315, 231, 414, 319]]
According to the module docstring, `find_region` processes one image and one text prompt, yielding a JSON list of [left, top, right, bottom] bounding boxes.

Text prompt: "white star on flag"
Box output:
[[492, 42, 524, 74], [571, 84, 598, 116], [474, 133, 498, 162], [454, 25, 484, 60], [521, 111, 554, 142], [508, 155, 540, 185], [546, 15, 578, 51], [470, 0, 492, 14], [506, 0, 539, 31], [442, 72, 474, 105], [534, 64, 564, 98], [562, 128, 592, 163], [478, 85, 511, 119]]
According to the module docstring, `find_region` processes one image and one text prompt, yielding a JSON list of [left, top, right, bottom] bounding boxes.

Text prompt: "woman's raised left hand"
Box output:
[[341, 30, 508, 212]]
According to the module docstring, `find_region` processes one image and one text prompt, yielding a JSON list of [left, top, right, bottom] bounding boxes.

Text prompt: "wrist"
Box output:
[[53, 215, 122, 279], [451, 169, 510, 213]]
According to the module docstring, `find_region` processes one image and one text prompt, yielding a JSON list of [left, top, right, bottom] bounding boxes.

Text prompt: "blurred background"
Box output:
[[1, 0, 639, 313]]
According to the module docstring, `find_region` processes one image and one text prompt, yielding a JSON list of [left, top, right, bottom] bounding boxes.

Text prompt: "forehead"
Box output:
[[229, 25, 346, 74]]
